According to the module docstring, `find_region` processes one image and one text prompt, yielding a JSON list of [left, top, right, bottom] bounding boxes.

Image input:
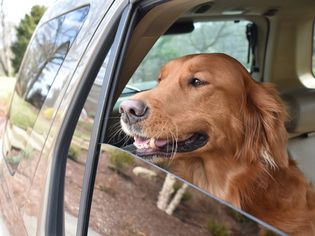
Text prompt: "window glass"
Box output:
[[87, 145, 281, 235], [2, 6, 89, 173]]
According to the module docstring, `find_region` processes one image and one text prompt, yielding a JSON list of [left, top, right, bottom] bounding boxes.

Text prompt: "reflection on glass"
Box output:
[[25, 42, 70, 109], [2, 6, 89, 174], [84, 145, 282, 236]]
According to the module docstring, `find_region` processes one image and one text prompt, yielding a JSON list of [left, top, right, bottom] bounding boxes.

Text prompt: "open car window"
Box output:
[[128, 20, 252, 89]]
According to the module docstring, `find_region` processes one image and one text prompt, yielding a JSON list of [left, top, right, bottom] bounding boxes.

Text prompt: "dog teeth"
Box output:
[[144, 141, 150, 149], [134, 137, 158, 149], [149, 138, 156, 148]]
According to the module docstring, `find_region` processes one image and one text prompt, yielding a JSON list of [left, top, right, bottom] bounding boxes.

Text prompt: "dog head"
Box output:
[[120, 53, 288, 168]]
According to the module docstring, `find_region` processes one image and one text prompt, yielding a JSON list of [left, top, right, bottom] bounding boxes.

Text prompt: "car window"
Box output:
[[128, 20, 251, 88], [2, 6, 89, 174]]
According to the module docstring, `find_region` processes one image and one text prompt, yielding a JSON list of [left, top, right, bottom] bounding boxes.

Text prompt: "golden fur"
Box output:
[[129, 53, 315, 235]]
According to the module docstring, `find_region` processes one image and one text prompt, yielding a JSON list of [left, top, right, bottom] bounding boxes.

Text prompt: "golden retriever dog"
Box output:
[[119, 53, 315, 235]]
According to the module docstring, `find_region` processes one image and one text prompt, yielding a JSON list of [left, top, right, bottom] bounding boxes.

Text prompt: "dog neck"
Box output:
[[169, 153, 265, 208]]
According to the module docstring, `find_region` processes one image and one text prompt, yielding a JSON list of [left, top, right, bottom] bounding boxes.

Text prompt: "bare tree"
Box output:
[[0, 0, 12, 76]]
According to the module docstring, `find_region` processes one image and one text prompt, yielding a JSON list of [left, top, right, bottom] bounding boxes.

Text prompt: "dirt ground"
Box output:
[[64, 150, 262, 236]]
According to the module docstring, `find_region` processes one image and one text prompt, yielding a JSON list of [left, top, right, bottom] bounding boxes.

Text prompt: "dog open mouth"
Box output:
[[133, 132, 208, 158]]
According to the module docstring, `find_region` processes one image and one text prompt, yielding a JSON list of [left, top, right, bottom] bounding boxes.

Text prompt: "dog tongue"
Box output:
[[154, 139, 168, 147]]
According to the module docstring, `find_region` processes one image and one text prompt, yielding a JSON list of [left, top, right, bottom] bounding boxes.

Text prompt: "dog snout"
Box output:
[[119, 99, 149, 124]]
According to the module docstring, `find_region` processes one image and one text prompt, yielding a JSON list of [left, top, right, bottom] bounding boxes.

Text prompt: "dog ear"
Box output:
[[238, 74, 289, 169]]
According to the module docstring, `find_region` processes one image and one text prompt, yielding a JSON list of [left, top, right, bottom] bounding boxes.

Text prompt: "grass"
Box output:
[[0, 76, 49, 133], [10, 93, 39, 129], [9, 92, 50, 133], [207, 219, 230, 236], [0, 76, 50, 134]]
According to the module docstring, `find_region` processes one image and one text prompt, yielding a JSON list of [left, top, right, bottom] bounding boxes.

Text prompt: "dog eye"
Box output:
[[189, 78, 205, 87]]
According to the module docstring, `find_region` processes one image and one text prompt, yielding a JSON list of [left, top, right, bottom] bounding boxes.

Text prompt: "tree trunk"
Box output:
[[165, 183, 188, 215], [157, 173, 176, 211], [0, 0, 12, 76]]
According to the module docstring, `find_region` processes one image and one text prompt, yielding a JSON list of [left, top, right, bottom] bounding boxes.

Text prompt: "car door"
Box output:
[[0, 0, 120, 235]]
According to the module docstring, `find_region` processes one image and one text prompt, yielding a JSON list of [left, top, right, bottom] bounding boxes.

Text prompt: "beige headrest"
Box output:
[[282, 89, 315, 134]]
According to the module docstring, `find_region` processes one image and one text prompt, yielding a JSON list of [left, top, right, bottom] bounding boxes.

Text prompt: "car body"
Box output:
[[0, 0, 315, 235]]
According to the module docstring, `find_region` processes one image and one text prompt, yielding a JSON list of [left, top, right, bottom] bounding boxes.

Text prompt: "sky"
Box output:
[[3, 0, 56, 24]]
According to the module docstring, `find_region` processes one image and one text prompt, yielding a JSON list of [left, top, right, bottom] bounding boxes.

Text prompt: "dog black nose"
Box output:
[[119, 99, 148, 124]]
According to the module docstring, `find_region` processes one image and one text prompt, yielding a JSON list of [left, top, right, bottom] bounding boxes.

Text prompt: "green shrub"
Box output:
[[173, 182, 192, 202], [108, 149, 134, 170], [207, 219, 230, 236]]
